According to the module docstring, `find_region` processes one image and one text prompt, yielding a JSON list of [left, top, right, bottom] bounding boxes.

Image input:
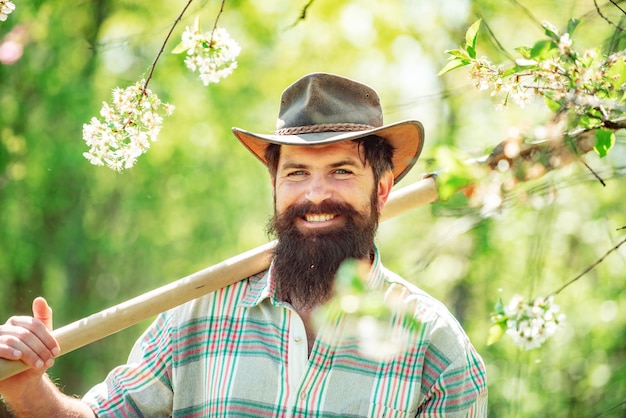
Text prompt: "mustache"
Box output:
[[268, 200, 363, 235], [285, 199, 360, 219]]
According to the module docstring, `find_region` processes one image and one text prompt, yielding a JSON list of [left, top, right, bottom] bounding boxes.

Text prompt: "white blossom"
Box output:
[[178, 21, 241, 86], [502, 295, 566, 350], [558, 33, 572, 53], [515, 58, 538, 67], [510, 87, 535, 108], [0, 0, 15, 22], [82, 80, 175, 171]]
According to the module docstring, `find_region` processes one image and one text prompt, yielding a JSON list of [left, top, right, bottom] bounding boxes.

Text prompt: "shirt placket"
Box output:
[[286, 309, 310, 412]]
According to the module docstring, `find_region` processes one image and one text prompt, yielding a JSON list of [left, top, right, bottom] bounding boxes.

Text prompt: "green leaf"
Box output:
[[435, 162, 473, 200], [543, 96, 562, 113], [566, 18, 580, 36], [487, 323, 507, 346], [172, 16, 200, 54], [171, 41, 188, 54], [465, 19, 481, 51], [579, 115, 602, 130], [437, 59, 469, 76], [446, 48, 471, 60], [594, 129, 615, 158], [465, 19, 481, 59], [437, 175, 471, 201], [466, 45, 476, 60], [335, 259, 366, 293], [514, 46, 532, 60], [192, 15, 200, 32], [501, 66, 520, 78], [542, 22, 559, 40], [529, 39, 556, 60], [494, 297, 505, 316]]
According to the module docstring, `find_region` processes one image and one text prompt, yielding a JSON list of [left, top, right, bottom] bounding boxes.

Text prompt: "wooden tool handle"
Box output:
[[0, 176, 437, 381]]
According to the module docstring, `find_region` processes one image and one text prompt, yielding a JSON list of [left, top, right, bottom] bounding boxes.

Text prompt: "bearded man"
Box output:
[[0, 73, 487, 417]]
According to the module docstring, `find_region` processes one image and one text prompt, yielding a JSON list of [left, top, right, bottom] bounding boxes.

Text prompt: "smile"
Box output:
[[304, 213, 336, 222]]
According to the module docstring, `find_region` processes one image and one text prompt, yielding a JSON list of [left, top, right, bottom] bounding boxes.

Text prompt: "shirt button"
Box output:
[[294, 336, 302, 343], [300, 391, 307, 400]]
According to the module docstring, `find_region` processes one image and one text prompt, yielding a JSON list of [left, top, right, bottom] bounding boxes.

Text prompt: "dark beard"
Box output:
[[267, 194, 379, 310]]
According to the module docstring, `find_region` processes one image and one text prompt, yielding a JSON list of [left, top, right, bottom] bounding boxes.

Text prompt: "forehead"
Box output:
[[278, 141, 364, 167]]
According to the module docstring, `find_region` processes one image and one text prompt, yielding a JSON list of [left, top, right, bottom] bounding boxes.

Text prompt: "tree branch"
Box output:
[[209, 0, 227, 43], [142, 0, 195, 93], [549, 236, 626, 297], [288, 0, 315, 29], [594, 0, 626, 32]]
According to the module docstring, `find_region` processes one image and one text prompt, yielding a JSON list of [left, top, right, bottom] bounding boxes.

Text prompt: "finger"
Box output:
[[31, 297, 59, 355], [0, 325, 54, 369], [0, 334, 24, 360], [32, 297, 53, 330], [5, 315, 59, 358]]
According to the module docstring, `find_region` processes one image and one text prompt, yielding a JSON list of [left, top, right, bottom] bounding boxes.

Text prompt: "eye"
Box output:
[[283, 169, 310, 180], [334, 168, 353, 175]]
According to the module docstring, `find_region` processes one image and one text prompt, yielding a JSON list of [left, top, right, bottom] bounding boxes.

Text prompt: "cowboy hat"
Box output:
[[232, 72, 425, 184]]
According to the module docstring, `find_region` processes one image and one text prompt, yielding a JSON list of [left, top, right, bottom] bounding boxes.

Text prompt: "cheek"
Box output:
[[274, 183, 298, 212]]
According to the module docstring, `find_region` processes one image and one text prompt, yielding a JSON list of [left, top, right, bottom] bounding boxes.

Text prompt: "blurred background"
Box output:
[[1, 0, 625, 416]]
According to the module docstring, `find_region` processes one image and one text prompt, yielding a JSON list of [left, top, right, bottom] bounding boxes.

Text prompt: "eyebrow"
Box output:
[[279, 159, 363, 171]]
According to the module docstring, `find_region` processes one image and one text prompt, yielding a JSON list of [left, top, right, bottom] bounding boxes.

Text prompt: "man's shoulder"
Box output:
[[380, 267, 444, 309], [380, 267, 471, 342], [166, 269, 269, 320]]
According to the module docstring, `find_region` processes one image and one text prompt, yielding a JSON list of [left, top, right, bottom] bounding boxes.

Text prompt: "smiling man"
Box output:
[[269, 141, 389, 312], [0, 73, 487, 417]]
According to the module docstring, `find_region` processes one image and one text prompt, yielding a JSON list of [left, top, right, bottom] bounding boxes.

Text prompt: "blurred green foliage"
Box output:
[[1, 0, 625, 416]]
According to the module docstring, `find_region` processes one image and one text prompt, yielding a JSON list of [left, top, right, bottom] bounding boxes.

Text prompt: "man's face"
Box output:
[[273, 141, 389, 230], [267, 141, 393, 309]]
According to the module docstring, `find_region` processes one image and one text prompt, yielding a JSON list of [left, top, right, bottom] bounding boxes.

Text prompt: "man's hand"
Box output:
[[0, 297, 60, 399], [0, 298, 95, 417], [0, 297, 59, 370]]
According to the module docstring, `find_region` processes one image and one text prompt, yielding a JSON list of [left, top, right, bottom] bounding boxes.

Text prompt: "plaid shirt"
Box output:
[[83, 249, 487, 417]]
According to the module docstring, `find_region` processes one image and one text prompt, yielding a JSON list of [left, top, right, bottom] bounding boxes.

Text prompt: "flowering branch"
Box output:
[[83, 0, 242, 171], [439, 19, 626, 350], [488, 295, 565, 350], [439, 19, 626, 158], [172, 8, 241, 86], [433, 18, 626, 212], [81, 0, 197, 172], [82, 81, 175, 171], [489, 234, 626, 350]]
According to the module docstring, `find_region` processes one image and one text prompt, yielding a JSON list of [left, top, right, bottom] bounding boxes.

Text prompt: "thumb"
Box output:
[[32, 296, 53, 330]]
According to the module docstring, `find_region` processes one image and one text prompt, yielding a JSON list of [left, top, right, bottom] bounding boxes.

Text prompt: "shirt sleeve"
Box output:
[[384, 273, 488, 417], [82, 312, 175, 417], [417, 340, 488, 417]]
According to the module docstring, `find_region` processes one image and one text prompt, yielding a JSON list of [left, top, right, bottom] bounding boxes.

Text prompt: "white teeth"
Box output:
[[305, 214, 335, 222]]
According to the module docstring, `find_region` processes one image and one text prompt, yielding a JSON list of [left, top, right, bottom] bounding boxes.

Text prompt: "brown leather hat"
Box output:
[[232, 72, 424, 184]]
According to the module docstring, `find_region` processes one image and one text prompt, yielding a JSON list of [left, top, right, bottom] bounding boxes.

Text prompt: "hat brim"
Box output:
[[232, 120, 424, 184]]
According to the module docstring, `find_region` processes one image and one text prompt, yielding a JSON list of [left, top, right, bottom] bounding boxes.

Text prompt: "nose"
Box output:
[[305, 174, 332, 204]]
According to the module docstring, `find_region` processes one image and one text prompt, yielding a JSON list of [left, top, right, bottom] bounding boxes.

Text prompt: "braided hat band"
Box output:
[[276, 123, 375, 136]]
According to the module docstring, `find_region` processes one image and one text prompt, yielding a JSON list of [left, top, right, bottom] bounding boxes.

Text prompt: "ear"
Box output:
[[376, 170, 394, 212]]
